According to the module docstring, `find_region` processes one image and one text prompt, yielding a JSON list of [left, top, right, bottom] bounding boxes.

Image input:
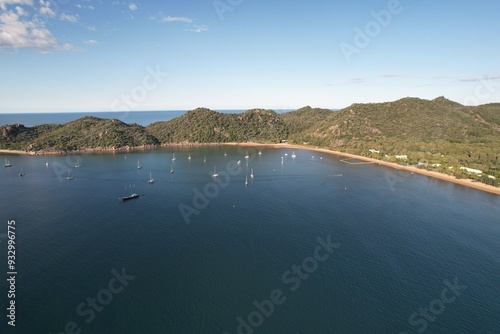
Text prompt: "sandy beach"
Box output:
[[1, 143, 499, 195], [223, 142, 500, 196]]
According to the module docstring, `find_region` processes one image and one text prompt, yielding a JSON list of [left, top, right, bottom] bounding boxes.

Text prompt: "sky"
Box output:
[[1, 0, 500, 113]]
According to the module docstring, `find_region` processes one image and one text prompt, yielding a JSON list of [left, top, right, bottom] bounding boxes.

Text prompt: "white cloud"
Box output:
[[161, 16, 192, 23], [128, 3, 137, 11], [457, 74, 500, 83], [39, 0, 55, 18], [75, 4, 94, 11], [15, 5, 28, 16], [155, 15, 208, 33], [184, 24, 208, 33], [0, 7, 76, 52], [83, 39, 98, 45], [59, 13, 78, 23], [0, 0, 33, 11]]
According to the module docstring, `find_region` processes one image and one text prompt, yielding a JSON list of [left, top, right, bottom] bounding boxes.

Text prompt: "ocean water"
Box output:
[[0, 147, 499, 333]]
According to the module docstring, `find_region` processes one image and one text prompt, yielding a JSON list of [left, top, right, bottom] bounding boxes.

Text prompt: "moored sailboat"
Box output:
[[120, 185, 139, 201]]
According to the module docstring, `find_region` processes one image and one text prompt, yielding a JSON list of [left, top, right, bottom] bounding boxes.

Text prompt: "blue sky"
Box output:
[[1, 0, 500, 112]]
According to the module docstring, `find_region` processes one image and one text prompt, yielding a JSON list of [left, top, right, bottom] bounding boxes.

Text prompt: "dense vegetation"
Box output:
[[0, 116, 158, 152], [146, 108, 288, 143], [1, 97, 499, 186]]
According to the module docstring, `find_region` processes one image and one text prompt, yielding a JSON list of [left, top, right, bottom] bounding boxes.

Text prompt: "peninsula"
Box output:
[[1, 97, 499, 191]]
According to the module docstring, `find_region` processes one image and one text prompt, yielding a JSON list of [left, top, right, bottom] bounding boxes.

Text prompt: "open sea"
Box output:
[[0, 112, 499, 333]]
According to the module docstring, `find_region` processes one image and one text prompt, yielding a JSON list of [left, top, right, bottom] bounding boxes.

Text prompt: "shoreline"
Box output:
[[1, 143, 499, 195], [223, 142, 500, 196]]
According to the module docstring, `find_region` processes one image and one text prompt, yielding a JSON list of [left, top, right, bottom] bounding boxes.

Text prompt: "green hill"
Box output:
[[1, 98, 499, 186], [145, 108, 288, 143], [281, 97, 499, 184], [0, 116, 159, 152]]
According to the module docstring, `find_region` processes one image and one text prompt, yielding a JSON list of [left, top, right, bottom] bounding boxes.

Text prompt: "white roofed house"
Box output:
[[459, 167, 483, 175]]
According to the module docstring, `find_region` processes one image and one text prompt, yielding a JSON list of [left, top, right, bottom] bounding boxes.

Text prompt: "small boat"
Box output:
[[170, 163, 174, 174], [281, 157, 284, 164], [74, 161, 81, 168], [4, 159, 12, 167], [284, 153, 288, 156], [172, 153, 176, 161], [121, 193, 139, 201], [45, 161, 49, 167], [244, 151, 249, 159], [120, 185, 139, 201], [245, 174, 248, 186], [224, 152, 227, 157], [258, 150, 262, 155], [291, 151, 296, 159], [137, 160, 142, 169], [19, 167, 25, 177], [148, 172, 155, 184], [188, 154, 191, 160], [250, 168, 254, 178], [66, 170, 74, 180], [203, 156, 207, 163], [237, 160, 241, 165], [212, 166, 219, 178]]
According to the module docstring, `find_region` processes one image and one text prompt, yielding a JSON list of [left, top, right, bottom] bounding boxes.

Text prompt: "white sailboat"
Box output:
[[203, 156, 207, 163], [45, 161, 49, 167], [66, 170, 74, 180], [74, 160, 81, 168], [258, 150, 262, 156], [250, 168, 254, 178], [212, 166, 219, 178], [244, 151, 249, 159], [137, 160, 142, 169], [245, 174, 248, 186], [148, 172, 155, 184], [281, 156, 284, 164], [172, 153, 176, 161], [170, 163, 174, 174], [188, 154, 191, 160], [4, 158, 12, 167], [291, 151, 296, 159], [224, 152, 227, 157], [19, 167, 25, 177]]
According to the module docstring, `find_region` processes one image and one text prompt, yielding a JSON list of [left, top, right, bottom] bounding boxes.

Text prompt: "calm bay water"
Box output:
[[1, 147, 499, 333]]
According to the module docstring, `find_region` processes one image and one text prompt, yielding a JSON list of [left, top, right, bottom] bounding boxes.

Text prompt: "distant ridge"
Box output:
[[1, 97, 499, 186]]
